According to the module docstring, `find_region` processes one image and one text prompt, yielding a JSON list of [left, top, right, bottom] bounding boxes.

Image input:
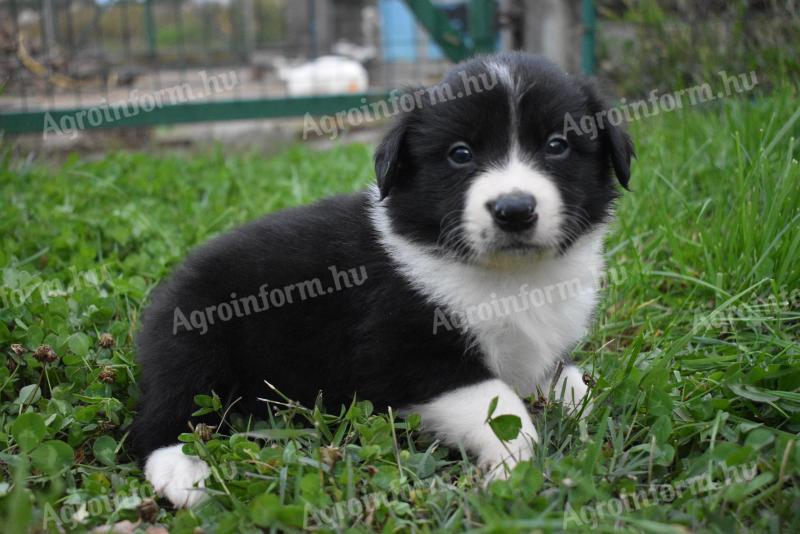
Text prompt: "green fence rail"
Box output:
[[2, 93, 393, 136]]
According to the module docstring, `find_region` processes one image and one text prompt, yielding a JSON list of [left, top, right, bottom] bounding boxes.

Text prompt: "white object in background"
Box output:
[[332, 40, 377, 64], [279, 55, 369, 97]]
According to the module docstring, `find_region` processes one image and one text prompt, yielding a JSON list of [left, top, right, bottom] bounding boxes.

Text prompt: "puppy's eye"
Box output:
[[448, 144, 473, 166], [545, 135, 569, 156]]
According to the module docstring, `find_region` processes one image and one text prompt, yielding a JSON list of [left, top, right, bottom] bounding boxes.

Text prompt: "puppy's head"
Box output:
[[375, 52, 634, 265]]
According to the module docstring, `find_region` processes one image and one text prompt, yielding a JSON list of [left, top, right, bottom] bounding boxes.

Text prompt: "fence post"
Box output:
[[581, 0, 596, 75], [469, 0, 497, 54], [308, 0, 317, 58], [41, 0, 56, 54], [144, 0, 157, 59], [404, 0, 470, 62]]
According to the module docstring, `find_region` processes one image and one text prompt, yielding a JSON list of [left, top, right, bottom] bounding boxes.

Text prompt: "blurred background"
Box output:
[[0, 0, 798, 152]]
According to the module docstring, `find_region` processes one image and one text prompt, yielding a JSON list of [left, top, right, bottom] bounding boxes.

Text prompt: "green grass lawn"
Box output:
[[1, 89, 799, 533]]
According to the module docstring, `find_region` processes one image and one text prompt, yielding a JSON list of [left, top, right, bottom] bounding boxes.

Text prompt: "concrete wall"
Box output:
[[501, 0, 583, 74]]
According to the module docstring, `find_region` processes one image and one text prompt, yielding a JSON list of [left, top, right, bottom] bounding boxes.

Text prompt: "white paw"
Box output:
[[553, 365, 592, 416], [478, 432, 536, 483], [145, 444, 211, 508]]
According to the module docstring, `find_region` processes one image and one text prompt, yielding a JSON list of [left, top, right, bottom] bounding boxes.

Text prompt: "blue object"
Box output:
[[380, 0, 453, 61]]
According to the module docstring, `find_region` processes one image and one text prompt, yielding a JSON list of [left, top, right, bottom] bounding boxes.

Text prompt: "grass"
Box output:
[[1, 88, 799, 533]]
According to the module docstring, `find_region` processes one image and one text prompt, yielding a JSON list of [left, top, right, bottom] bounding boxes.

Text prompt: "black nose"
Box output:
[[487, 194, 538, 232]]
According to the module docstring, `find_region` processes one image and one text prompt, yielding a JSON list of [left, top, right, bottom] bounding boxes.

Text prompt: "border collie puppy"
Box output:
[[131, 52, 634, 508]]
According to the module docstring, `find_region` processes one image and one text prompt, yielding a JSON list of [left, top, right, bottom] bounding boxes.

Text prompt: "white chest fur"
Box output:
[[371, 199, 605, 396]]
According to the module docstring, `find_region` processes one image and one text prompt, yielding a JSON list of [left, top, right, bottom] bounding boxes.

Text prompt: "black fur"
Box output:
[[130, 52, 634, 459]]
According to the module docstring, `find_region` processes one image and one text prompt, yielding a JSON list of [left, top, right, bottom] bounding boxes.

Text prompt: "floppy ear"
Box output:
[[580, 80, 636, 189], [374, 114, 410, 200], [607, 124, 635, 190]]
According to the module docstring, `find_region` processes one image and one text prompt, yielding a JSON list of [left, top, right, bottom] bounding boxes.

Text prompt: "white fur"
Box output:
[[484, 60, 521, 152], [553, 364, 592, 414], [463, 154, 565, 254], [370, 187, 604, 396], [370, 180, 603, 478], [407, 378, 537, 480], [485, 61, 515, 94], [279, 55, 369, 96], [145, 444, 210, 508]]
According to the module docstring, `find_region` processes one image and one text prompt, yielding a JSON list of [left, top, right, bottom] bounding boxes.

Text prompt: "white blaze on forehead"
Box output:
[[484, 60, 520, 151], [463, 154, 565, 253], [485, 61, 515, 93]]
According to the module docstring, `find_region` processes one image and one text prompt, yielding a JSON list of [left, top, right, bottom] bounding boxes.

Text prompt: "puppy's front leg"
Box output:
[[410, 378, 537, 480]]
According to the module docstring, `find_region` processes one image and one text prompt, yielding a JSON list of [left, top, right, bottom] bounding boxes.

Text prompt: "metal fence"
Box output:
[[0, 0, 501, 135]]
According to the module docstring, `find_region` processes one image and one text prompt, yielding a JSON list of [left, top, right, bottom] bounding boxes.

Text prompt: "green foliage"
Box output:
[[597, 1, 800, 97], [487, 397, 523, 442], [1, 89, 799, 531]]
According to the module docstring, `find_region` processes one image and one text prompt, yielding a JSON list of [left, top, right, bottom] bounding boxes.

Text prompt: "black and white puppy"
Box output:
[[131, 52, 634, 507]]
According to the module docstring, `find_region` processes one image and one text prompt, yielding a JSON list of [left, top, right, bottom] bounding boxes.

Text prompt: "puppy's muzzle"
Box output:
[[486, 193, 538, 233]]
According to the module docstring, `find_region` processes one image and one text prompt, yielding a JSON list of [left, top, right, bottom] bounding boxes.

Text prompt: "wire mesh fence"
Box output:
[[0, 0, 491, 134], [4, 1, 794, 138]]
